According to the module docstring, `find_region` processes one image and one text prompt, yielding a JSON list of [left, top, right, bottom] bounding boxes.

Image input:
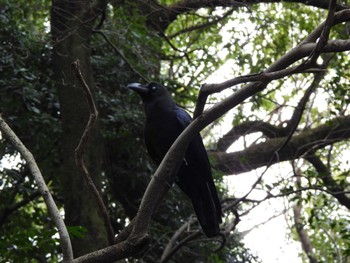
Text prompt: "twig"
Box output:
[[169, 8, 235, 38], [92, 30, 149, 82], [160, 218, 192, 262], [160, 232, 201, 263], [71, 59, 115, 245], [0, 115, 73, 261]]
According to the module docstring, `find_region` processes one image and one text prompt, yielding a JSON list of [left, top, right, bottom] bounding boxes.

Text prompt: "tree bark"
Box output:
[[212, 116, 350, 175], [51, 0, 108, 256]]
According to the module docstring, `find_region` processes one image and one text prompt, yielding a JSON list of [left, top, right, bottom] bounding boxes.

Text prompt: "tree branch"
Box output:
[[92, 30, 149, 82], [169, 8, 235, 38], [71, 59, 115, 245], [293, 171, 318, 263], [193, 9, 350, 118], [72, 235, 149, 263], [154, 0, 348, 31], [160, 232, 201, 263], [305, 153, 350, 210], [0, 190, 41, 226], [0, 115, 74, 261], [217, 120, 284, 151], [212, 116, 350, 174]]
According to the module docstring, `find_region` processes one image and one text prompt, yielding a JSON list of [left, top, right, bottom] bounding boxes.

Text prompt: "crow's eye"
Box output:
[[151, 86, 158, 91]]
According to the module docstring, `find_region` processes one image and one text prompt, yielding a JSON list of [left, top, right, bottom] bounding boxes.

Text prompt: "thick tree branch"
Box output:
[[71, 60, 115, 245], [0, 116, 73, 261], [217, 121, 284, 151], [212, 116, 350, 174]]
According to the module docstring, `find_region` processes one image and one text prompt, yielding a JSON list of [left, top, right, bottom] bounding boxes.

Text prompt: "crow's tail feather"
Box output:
[[191, 182, 221, 238]]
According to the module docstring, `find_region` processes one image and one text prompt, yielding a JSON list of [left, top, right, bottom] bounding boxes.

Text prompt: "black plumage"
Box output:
[[128, 82, 222, 237]]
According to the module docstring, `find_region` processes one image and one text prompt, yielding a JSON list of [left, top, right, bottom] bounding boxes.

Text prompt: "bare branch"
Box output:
[[0, 115, 73, 261], [71, 59, 115, 245]]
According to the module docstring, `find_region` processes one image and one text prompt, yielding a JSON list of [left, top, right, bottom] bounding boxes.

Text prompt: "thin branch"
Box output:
[[293, 171, 318, 263], [0, 115, 73, 261], [0, 190, 40, 226], [92, 30, 149, 82], [303, 0, 337, 66], [154, 0, 348, 31], [160, 218, 194, 262], [193, 9, 350, 118], [305, 153, 350, 210], [160, 232, 201, 263], [169, 8, 235, 38], [71, 59, 115, 245], [285, 54, 332, 132]]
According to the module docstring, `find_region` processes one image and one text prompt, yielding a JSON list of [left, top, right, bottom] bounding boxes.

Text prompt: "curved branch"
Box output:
[[72, 60, 115, 245], [0, 116, 73, 261]]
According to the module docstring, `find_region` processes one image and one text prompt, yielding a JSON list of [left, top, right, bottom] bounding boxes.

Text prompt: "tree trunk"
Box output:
[[51, 0, 108, 256]]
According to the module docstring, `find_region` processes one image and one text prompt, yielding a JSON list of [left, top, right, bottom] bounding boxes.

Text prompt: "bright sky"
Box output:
[[227, 167, 302, 263]]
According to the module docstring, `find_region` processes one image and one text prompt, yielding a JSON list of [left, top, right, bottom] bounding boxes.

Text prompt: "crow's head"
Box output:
[[127, 82, 169, 102]]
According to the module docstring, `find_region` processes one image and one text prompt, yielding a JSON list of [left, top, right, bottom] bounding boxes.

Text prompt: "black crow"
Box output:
[[128, 82, 222, 237]]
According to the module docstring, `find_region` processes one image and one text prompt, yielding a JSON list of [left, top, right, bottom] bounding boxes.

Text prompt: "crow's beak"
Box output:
[[127, 83, 149, 94]]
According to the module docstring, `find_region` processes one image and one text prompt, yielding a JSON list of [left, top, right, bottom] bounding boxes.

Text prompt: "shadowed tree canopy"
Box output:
[[1, 0, 350, 262]]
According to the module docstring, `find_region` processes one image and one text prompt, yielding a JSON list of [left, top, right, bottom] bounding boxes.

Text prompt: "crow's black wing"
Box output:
[[174, 106, 222, 237]]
